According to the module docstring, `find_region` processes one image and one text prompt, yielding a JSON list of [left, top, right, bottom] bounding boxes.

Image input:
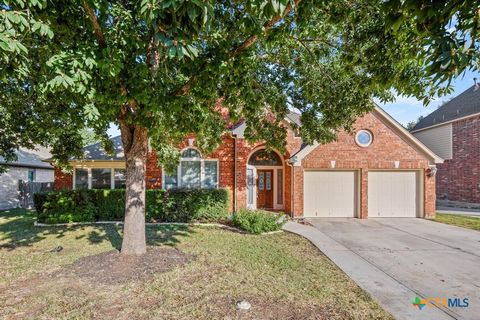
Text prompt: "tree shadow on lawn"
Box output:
[[0, 209, 72, 251], [84, 224, 195, 250], [0, 209, 196, 251]]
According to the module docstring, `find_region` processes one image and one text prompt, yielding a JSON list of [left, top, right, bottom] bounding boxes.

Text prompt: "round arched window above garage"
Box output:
[[248, 149, 282, 166], [355, 130, 373, 147]]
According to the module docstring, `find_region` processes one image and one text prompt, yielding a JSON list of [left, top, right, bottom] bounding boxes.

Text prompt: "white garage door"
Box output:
[[368, 171, 418, 217], [304, 171, 357, 217]]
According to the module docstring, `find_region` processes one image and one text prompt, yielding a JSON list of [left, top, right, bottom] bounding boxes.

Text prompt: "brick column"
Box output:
[[54, 167, 73, 190], [146, 151, 162, 189], [424, 169, 436, 219], [360, 168, 368, 219], [293, 166, 304, 217], [284, 164, 292, 214]]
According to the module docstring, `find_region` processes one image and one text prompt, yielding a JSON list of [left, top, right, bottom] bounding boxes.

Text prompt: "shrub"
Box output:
[[232, 209, 286, 234], [34, 188, 229, 224], [93, 189, 126, 221], [34, 189, 97, 224]]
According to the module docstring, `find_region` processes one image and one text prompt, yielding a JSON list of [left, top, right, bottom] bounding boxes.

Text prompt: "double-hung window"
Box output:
[[164, 148, 218, 189]]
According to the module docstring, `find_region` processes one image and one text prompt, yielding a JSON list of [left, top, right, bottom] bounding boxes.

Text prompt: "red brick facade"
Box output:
[[54, 110, 437, 218], [53, 167, 73, 190], [292, 111, 436, 218], [436, 115, 480, 203]]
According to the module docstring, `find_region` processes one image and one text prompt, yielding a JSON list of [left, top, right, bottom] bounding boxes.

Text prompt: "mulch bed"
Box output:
[[57, 247, 193, 285]]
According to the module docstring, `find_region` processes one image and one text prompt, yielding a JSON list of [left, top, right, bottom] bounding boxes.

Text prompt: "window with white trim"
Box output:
[[91, 168, 111, 189], [114, 169, 126, 189], [75, 168, 88, 189], [74, 167, 126, 190], [163, 148, 218, 189]]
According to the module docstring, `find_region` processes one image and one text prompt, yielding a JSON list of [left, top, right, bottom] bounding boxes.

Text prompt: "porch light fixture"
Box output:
[[427, 165, 437, 177]]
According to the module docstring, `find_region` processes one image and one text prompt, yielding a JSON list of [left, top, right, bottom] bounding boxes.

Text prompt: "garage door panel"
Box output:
[[368, 171, 418, 218], [304, 171, 357, 217]]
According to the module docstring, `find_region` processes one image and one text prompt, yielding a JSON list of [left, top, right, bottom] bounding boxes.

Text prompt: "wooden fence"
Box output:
[[18, 181, 53, 208]]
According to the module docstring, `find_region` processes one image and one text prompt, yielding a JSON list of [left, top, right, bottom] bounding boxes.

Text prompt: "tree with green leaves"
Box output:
[[384, 0, 479, 97], [404, 116, 424, 131], [1, 0, 478, 254]]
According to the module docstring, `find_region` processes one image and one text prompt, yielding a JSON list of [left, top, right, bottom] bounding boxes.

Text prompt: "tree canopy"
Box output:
[[385, 0, 479, 92], [2, 0, 477, 167], [1, 0, 478, 253]]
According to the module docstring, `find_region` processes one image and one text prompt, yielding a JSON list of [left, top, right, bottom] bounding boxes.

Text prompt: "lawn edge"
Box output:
[[33, 221, 284, 235], [432, 213, 480, 232]]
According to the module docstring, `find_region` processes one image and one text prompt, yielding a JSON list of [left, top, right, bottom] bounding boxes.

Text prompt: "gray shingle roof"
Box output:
[[231, 111, 301, 138], [81, 136, 124, 160], [286, 111, 301, 126], [412, 85, 480, 131], [0, 146, 53, 169]]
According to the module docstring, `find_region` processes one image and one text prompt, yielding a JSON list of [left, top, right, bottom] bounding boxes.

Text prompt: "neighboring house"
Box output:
[[51, 106, 442, 218], [412, 84, 480, 205], [0, 147, 54, 210]]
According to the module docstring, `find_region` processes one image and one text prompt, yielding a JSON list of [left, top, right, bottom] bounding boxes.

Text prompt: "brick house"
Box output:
[[52, 106, 442, 218], [412, 84, 480, 205]]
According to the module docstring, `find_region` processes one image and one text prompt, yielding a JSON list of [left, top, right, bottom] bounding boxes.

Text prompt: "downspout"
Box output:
[[291, 165, 294, 218], [233, 134, 237, 212]]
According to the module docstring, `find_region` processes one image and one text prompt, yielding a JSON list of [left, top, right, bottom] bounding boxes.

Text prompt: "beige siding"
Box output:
[[413, 124, 452, 160]]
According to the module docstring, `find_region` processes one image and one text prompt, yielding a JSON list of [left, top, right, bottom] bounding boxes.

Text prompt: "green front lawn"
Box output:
[[0, 209, 391, 319], [434, 213, 480, 231]]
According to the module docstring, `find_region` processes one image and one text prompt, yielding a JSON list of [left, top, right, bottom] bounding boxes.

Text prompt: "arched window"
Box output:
[[181, 148, 201, 158], [248, 149, 282, 166], [163, 148, 218, 189]]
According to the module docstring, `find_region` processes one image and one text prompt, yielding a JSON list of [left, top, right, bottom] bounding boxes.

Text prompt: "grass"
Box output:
[[0, 208, 391, 319], [434, 212, 480, 231]]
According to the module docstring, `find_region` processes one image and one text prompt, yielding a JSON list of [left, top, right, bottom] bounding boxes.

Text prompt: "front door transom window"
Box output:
[[248, 150, 282, 166]]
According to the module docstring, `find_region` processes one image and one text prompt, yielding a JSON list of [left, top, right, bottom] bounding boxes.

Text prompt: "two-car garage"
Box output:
[[303, 170, 420, 218]]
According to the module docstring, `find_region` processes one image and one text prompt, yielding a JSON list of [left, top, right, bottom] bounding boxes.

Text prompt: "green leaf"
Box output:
[[391, 16, 404, 33], [16, 41, 28, 54], [167, 46, 176, 59]]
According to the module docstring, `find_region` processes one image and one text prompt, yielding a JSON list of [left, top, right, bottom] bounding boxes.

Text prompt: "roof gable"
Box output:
[[80, 136, 124, 161], [291, 106, 443, 165]]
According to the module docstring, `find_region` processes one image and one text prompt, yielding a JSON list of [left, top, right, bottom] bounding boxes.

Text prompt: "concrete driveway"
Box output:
[[284, 218, 480, 320]]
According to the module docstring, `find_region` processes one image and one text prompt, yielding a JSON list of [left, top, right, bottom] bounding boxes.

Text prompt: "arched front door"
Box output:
[[247, 149, 284, 210]]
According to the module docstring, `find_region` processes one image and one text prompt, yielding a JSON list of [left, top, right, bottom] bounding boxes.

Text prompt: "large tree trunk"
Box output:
[[119, 121, 148, 255]]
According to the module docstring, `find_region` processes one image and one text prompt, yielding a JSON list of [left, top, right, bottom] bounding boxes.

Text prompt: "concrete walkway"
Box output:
[[284, 219, 480, 320]]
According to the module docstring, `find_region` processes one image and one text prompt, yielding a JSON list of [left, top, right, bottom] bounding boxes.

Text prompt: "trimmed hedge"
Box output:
[[232, 208, 286, 234], [34, 188, 229, 224]]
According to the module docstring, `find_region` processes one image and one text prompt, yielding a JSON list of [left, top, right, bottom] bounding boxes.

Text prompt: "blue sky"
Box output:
[[380, 70, 478, 126], [107, 70, 478, 137]]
